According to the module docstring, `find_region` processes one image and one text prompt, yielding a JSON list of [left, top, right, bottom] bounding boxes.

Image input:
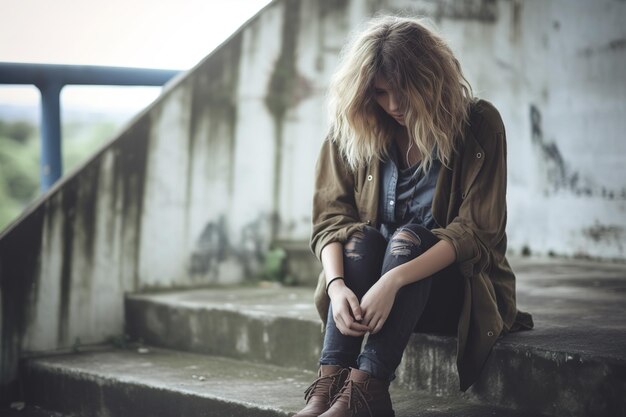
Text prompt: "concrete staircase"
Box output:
[[9, 257, 626, 417], [3, 1, 626, 414]]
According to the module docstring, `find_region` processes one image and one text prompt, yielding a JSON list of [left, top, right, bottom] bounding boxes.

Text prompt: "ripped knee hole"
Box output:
[[389, 229, 421, 256], [344, 231, 365, 260]]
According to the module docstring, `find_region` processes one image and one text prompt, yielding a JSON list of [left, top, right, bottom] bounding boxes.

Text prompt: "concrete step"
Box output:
[[125, 286, 323, 370], [1, 404, 69, 417], [125, 258, 626, 417], [20, 346, 547, 417]]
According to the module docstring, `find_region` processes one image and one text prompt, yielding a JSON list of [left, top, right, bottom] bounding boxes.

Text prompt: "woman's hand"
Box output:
[[360, 276, 400, 334], [328, 281, 370, 337]]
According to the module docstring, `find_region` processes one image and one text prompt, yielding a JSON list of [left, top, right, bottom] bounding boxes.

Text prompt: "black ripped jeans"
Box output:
[[319, 224, 464, 381]]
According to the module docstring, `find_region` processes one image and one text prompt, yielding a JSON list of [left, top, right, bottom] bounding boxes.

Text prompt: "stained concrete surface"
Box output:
[[2, 405, 68, 417], [505, 257, 626, 360], [129, 256, 626, 364], [125, 284, 325, 371], [127, 284, 320, 321], [123, 257, 626, 416], [19, 347, 547, 417], [14, 256, 625, 417]]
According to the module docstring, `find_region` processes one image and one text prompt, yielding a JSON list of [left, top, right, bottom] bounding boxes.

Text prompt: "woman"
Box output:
[[294, 16, 532, 417]]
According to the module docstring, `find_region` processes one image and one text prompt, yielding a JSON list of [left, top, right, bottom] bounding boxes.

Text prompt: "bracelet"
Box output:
[[326, 276, 344, 294]]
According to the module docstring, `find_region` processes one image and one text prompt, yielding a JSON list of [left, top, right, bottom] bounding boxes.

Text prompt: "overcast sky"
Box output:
[[0, 0, 272, 111]]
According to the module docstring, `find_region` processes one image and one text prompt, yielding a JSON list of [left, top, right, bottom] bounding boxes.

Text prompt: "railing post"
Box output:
[[38, 82, 63, 191]]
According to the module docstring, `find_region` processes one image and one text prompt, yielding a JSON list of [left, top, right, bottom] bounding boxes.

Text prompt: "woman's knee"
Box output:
[[388, 224, 439, 258], [342, 226, 386, 297], [344, 225, 386, 260]]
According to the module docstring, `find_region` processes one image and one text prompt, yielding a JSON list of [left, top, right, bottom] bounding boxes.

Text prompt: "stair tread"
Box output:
[[120, 258, 626, 416], [24, 346, 546, 417], [1, 405, 67, 417], [127, 265, 626, 363]]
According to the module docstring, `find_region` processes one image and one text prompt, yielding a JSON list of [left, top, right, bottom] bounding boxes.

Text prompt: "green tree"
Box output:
[[0, 120, 35, 144], [0, 133, 39, 231], [0, 116, 123, 232]]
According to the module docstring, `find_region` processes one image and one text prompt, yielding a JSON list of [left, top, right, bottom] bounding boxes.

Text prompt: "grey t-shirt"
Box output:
[[379, 142, 441, 239]]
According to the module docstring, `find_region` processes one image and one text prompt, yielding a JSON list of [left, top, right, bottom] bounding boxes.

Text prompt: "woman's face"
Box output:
[[373, 74, 405, 126]]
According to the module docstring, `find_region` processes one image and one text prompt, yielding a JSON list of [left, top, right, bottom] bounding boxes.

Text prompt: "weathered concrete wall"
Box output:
[[240, 0, 626, 260], [1, 0, 625, 402], [0, 113, 152, 401], [448, 0, 626, 259]]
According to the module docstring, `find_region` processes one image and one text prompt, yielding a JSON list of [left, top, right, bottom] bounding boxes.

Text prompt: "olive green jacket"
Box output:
[[310, 99, 532, 391]]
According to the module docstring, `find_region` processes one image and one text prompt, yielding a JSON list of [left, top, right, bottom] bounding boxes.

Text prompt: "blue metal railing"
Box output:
[[0, 62, 181, 191]]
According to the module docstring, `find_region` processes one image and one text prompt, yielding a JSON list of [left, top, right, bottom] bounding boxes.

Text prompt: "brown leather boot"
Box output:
[[318, 368, 394, 417], [292, 365, 350, 417]]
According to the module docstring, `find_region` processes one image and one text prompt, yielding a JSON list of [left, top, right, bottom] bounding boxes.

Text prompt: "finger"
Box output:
[[372, 315, 386, 334], [350, 321, 370, 332], [335, 308, 367, 336], [343, 328, 367, 337], [347, 294, 362, 321], [349, 330, 368, 337], [338, 318, 367, 336], [371, 320, 382, 334], [339, 310, 357, 333], [369, 313, 382, 332], [362, 311, 375, 329], [334, 311, 349, 334]]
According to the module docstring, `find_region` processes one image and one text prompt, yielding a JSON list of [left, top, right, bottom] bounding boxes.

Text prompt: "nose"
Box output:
[[388, 92, 400, 113]]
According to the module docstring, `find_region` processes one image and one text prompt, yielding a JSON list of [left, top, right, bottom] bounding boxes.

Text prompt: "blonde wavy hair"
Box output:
[[327, 15, 475, 172]]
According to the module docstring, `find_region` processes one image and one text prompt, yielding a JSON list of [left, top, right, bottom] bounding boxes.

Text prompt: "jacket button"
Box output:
[[476, 152, 483, 159], [461, 192, 466, 199], [367, 175, 373, 181], [487, 331, 494, 337]]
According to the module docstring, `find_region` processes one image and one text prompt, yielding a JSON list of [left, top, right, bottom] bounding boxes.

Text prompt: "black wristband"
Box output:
[[326, 276, 344, 294]]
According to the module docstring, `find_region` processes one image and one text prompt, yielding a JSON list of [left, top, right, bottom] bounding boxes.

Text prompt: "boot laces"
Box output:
[[303, 368, 348, 402], [331, 379, 373, 416]]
